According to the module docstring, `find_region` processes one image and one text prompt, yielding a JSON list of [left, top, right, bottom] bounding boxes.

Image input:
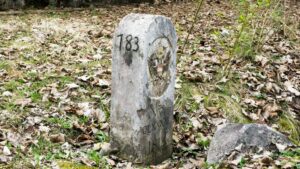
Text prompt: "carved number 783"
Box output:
[[117, 34, 139, 52]]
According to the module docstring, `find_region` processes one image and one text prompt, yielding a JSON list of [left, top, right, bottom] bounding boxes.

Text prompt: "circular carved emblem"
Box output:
[[148, 38, 172, 97]]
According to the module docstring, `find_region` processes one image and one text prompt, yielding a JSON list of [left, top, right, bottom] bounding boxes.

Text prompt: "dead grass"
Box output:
[[279, 113, 300, 145]]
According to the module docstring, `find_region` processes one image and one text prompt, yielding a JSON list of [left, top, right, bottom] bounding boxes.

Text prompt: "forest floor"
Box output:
[[0, 1, 299, 169]]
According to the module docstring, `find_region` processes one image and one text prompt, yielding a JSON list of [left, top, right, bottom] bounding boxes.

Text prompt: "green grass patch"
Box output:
[[3, 77, 51, 104], [278, 113, 300, 145], [45, 116, 83, 139], [0, 60, 14, 72], [204, 92, 250, 123], [95, 131, 109, 143], [0, 102, 18, 112], [30, 91, 42, 103], [57, 160, 99, 169], [26, 71, 39, 80], [73, 60, 109, 72], [196, 133, 210, 149], [175, 82, 200, 113], [46, 117, 73, 129], [3, 80, 23, 92], [24, 53, 49, 65], [204, 80, 250, 123], [30, 136, 66, 166], [78, 115, 89, 124], [46, 11, 71, 19], [280, 148, 300, 158], [86, 150, 110, 168]]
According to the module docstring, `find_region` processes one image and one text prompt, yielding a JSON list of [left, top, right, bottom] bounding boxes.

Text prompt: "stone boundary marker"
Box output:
[[110, 13, 177, 165]]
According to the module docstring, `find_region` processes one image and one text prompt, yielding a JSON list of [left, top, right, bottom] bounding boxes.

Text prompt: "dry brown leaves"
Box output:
[[0, 1, 299, 168]]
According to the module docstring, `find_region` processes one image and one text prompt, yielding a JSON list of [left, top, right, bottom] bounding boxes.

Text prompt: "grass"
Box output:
[[1, 74, 75, 108], [271, 148, 300, 168], [278, 113, 300, 145], [204, 76, 250, 123], [46, 117, 73, 129], [175, 82, 201, 132], [92, 92, 111, 122], [279, 148, 300, 158], [95, 131, 109, 143], [3, 80, 22, 92], [238, 157, 246, 168], [24, 53, 50, 65], [175, 74, 250, 131], [204, 92, 249, 123], [3, 73, 73, 90], [46, 11, 71, 19], [196, 133, 210, 149], [72, 60, 110, 73], [0, 102, 18, 112], [57, 161, 98, 169], [202, 163, 219, 169], [0, 61, 14, 73], [0, 2, 299, 168], [87, 150, 109, 168], [30, 136, 63, 166], [175, 82, 200, 113]]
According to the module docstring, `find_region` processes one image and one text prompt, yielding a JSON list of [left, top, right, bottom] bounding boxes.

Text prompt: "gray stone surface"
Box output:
[[207, 123, 293, 164], [110, 13, 177, 165]]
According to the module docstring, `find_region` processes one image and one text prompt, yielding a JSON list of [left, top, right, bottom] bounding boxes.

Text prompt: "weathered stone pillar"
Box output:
[[110, 13, 177, 165]]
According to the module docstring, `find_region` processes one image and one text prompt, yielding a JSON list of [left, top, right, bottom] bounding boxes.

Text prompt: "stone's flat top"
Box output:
[[115, 13, 176, 43], [123, 13, 171, 20], [118, 13, 168, 26], [207, 123, 293, 164]]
